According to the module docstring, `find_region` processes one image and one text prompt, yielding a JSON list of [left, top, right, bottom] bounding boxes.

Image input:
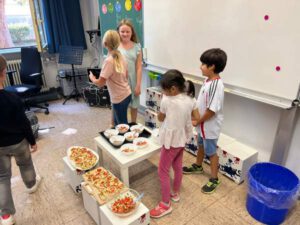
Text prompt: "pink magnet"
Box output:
[[264, 15, 269, 20], [275, 66, 281, 71], [102, 4, 107, 14]]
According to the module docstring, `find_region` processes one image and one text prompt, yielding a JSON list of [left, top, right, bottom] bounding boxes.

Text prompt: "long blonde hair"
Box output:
[[117, 19, 139, 43], [103, 30, 124, 74]]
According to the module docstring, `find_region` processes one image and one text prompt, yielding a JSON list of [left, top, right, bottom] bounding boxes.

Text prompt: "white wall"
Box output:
[[286, 110, 300, 177], [222, 93, 282, 162], [143, 0, 300, 103]]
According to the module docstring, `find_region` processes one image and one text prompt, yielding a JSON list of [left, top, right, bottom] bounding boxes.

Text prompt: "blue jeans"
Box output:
[[197, 134, 218, 157], [0, 139, 36, 216], [112, 94, 131, 125]]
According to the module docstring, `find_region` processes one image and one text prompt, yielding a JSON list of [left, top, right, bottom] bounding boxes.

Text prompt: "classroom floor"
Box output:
[[9, 99, 300, 225]]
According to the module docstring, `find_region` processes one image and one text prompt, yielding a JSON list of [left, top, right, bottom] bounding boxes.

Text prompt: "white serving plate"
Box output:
[[67, 146, 99, 171]]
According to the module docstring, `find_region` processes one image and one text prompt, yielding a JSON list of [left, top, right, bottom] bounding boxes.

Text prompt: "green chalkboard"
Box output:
[[98, 0, 143, 55]]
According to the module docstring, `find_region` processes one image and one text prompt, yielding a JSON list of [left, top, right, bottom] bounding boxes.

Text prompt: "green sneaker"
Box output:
[[182, 163, 204, 174], [201, 178, 221, 194]]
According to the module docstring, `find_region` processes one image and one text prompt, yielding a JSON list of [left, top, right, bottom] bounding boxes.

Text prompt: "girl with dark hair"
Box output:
[[150, 69, 200, 219]]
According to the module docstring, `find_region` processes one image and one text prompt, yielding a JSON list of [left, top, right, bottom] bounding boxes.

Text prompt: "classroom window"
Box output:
[[0, 0, 46, 51]]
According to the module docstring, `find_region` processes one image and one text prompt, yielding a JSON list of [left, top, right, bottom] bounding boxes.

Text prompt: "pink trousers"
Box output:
[[158, 146, 184, 203]]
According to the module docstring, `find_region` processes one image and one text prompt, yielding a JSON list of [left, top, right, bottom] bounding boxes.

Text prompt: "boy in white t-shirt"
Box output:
[[183, 48, 227, 194]]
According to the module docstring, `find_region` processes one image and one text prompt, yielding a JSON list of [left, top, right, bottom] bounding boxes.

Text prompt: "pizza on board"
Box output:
[[83, 167, 125, 204]]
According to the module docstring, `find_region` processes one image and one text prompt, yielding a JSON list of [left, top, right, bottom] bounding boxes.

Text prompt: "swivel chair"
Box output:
[[5, 47, 49, 114]]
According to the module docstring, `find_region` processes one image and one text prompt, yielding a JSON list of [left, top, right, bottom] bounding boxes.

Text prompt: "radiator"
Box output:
[[4, 60, 47, 89]]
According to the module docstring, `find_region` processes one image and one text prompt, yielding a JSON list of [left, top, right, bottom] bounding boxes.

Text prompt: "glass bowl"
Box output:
[[107, 189, 141, 217]]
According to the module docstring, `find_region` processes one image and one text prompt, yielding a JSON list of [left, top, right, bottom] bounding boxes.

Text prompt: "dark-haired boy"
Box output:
[[183, 48, 227, 194]]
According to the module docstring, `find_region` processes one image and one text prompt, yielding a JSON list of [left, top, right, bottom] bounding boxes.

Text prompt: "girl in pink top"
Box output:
[[89, 30, 131, 125], [150, 70, 200, 219]]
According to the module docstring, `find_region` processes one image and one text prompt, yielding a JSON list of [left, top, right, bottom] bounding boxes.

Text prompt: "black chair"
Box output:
[[5, 47, 49, 114]]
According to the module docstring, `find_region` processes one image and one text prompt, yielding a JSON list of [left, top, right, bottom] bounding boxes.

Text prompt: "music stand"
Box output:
[[59, 46, 84, 105]]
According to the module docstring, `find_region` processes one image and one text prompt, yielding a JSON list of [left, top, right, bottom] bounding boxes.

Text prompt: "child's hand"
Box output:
[[192, 120, 198, 126], [30, 144, 38, 153], [89, 72, 95, 82], [134, 85, 141, 96]]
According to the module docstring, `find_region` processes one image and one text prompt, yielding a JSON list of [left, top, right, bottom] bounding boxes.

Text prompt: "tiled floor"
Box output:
[[9, 99, 299, 225]]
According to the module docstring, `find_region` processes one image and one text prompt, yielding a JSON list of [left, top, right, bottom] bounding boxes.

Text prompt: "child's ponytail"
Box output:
[[185, 80, 195, 98], [111, 49, 125, 73], [103, 30, 125, 74]]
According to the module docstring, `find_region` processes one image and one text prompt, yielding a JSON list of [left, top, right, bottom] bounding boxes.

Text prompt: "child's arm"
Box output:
[[198, 109, 215, 124], [158, 112, 166, 122], [89, 72, 106, 87], [134, 51, 143, 96], [191, 108, 200, 126]]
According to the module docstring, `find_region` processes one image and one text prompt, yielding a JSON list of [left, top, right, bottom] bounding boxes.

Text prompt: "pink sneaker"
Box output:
[[1, 214, 15, 225], [170, 193, 180, 202], [150, 202, 172, 218]]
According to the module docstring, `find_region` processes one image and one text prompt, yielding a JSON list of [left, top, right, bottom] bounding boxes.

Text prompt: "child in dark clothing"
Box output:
[[0, 55, 42, 225]]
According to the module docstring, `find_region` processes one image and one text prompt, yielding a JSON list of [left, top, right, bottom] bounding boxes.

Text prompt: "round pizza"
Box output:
[[69, 146, 98, 170]]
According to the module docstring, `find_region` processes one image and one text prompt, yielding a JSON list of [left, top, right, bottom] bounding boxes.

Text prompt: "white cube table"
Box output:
[[99, 203, 150, 225], [82, 182, 101, 225], [94, 129, 161, 187], [219, 141, 258, 184], [63, 156, 83, 193]]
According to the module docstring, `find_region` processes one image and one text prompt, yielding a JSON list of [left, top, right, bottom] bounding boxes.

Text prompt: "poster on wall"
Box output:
[[98, 0, 143, 55]]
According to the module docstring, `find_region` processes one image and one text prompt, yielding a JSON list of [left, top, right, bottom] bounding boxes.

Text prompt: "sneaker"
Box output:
[[26, 175, 42, 194], [1, 214, 15, 225], [170, 193, 180, 202], [182, 163, 204, 174], [201, 178, 221, 194], [150, 202, 172, 218]]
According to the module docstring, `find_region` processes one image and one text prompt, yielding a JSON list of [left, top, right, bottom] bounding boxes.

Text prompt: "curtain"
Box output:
[[0, 0, 14, 48], [42, 0, 87, 53]]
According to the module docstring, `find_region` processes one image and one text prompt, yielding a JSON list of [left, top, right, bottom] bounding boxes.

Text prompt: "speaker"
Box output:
[[83, 86, 111, 108]]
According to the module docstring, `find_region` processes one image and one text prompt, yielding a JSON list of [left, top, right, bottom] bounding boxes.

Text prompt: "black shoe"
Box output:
[[201, 178, 221, 194], [183, 163, 204, 174]]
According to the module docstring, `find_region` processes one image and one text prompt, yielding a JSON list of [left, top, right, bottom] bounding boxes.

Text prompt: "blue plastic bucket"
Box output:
[[246, 162, 299, 225]]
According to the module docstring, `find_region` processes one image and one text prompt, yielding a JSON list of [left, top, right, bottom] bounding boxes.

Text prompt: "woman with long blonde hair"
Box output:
[[89, 30, 131, 125]]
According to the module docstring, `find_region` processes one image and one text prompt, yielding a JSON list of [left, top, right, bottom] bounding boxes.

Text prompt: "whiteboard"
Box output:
[[143, 0, 300, 107]]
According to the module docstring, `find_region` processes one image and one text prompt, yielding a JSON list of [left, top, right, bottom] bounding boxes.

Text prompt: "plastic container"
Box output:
[[246, 162, 300, 225], [148, 71, 162, 80]]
